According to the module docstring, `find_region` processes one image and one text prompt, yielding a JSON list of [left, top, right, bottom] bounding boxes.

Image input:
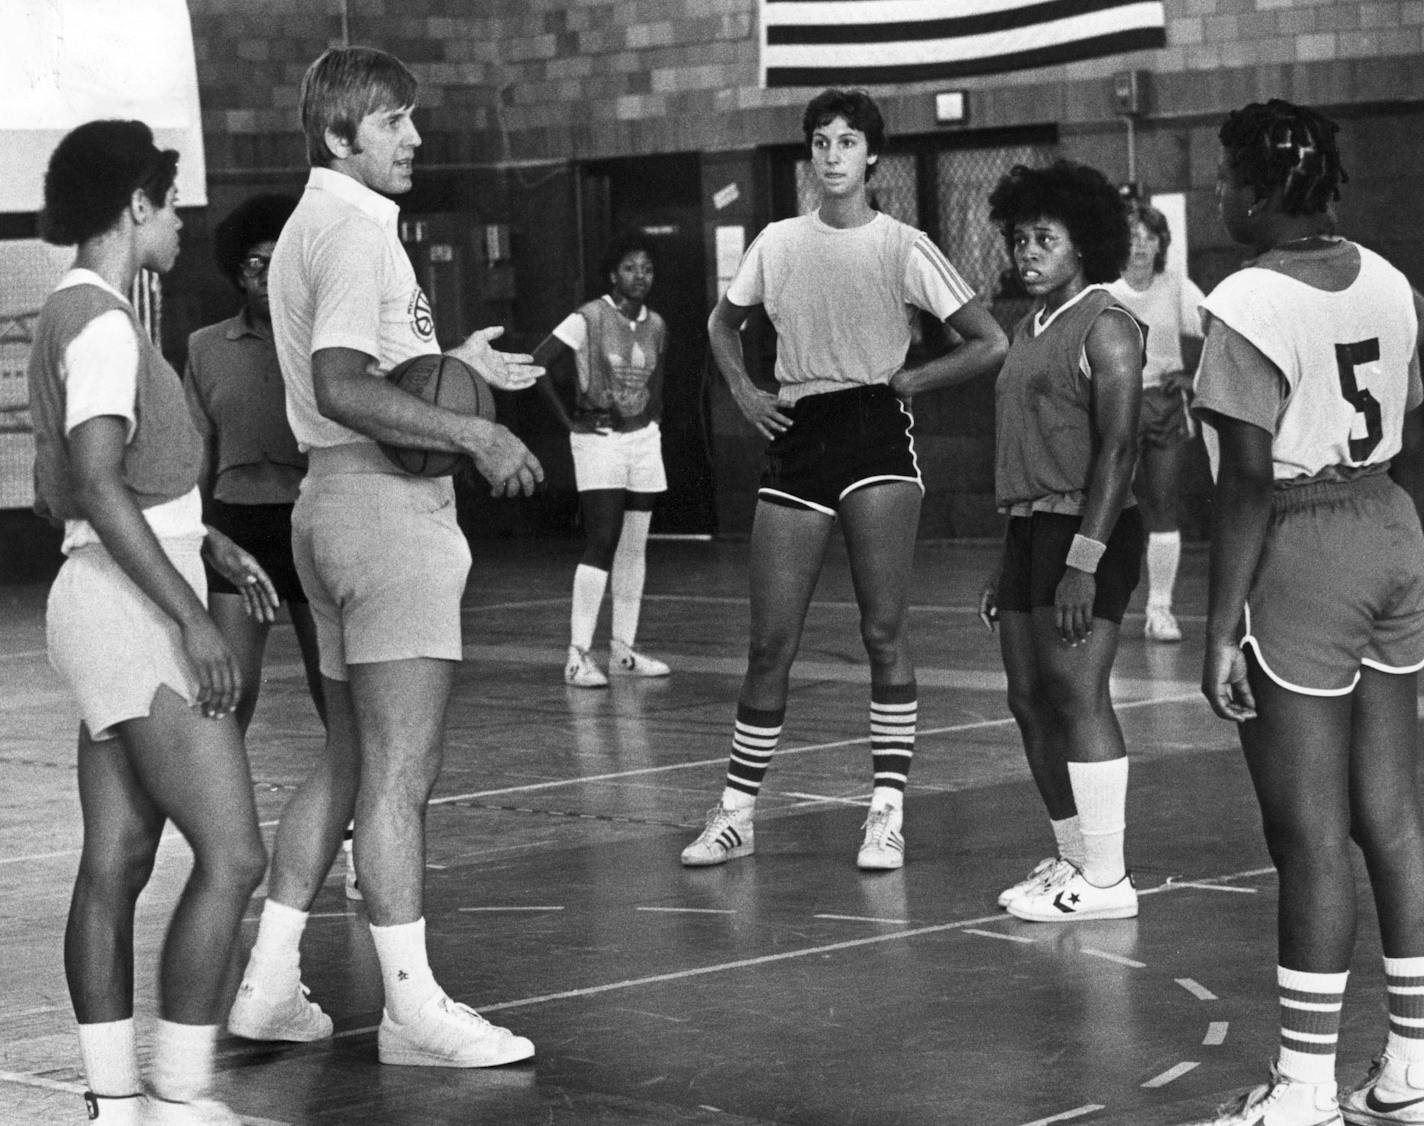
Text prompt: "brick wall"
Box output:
[[171, 0, 1424, 539]]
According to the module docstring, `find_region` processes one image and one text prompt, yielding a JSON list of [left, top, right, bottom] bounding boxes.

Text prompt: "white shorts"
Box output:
[[47, 536, 207, 741], [570, 422, 667, 494]]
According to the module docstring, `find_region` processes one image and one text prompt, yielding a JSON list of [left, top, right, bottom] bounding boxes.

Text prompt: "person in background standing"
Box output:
[[533, 231, 672, 688], [1106, 202, 1205, 643]]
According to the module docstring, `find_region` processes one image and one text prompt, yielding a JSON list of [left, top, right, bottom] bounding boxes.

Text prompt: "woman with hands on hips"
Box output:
[[979, 160, 1146, 925], [28, 120, 276, 1125], [681, 87, 1007, 873]]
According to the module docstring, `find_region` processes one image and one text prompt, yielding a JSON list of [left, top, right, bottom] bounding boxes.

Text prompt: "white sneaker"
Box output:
[[378, 992, 534, 1068], [1185, 1066, 1340, 1125], [84, 1092, 144, 1124], [565, 645, 608, 688], [1145, 605, 1183, 642], [857, 805, 905, 870], [1341, 1056, 1424, 1124], [680, 805, 755, 866], [1006, 866, 1138, 922], [143, 1096, 241, 1125], [998, 856, 1076, 908], [610, 640, 670, 677], [228, 977, 333, 1042]]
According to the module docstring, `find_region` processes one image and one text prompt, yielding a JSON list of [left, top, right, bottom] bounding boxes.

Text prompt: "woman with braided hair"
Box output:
[[1187, 99, 1424, 1126]]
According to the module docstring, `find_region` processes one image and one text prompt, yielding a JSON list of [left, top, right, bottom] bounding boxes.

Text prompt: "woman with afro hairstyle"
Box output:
[[980, 159, 1147, 923], [28, 120, 275, 1124], [1186, 100, 1424, 1126], [184, 194, 327, 736]]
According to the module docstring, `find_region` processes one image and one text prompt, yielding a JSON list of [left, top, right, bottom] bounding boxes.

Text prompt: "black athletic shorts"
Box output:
[[758, 384, 921, 516], [997, 506, 1144, 623], [204, 499, 308, 605]]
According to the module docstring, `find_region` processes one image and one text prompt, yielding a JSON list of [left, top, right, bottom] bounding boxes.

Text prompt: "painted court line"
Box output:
[[1177, 978, 1218, 1001], [1082, 948, 1146, 968], [636, 906, 735, 915], [457, 905, 566, 913], [815, 913, 911, 924], [1204, 1021, 1229, 1046], [1170, 881, 1258, 894], [1142, 1061, 1199, 1088], [964, 927, 1036, 944], [1018, 1105, 1107, 1126]]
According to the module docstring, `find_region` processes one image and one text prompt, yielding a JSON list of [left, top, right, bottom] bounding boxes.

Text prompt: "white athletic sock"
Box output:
[[1067, 758, 1128, 886], [76, 1019, 141, 1097], [719, 787, 757, 813], [1384, 955, 1424, 1071], [611, 510, 651, 647], [370, 917, 441, 1024], [1050, 815, 1086, 868], [1146, 531, 1181, 610], [570, 564, 609, 651], [1277, 965, 1347, 1086], [243, 898, 307, 990], [870, 786, 904, 811], [150, 1020, 216, 1103]]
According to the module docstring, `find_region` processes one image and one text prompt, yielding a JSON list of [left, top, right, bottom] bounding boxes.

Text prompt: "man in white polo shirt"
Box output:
[[227, 45, 541, 1068]]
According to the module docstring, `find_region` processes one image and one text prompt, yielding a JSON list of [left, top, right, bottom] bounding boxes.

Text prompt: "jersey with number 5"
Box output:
[[1200, 243, 1420, 481]]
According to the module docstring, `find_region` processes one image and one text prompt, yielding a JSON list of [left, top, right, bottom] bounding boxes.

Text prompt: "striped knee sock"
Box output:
[[1277, 965, 1348, 1085], [870, 683, 916, 809], [722, 704, 784, 809], [1385, 955, 1424, 1065]]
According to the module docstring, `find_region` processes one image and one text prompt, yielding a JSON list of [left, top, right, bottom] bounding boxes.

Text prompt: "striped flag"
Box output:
[[761, 0, 1168, 88]]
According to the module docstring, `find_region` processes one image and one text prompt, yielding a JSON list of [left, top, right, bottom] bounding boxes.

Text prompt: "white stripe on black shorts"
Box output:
[[758, 384, 921, 517]]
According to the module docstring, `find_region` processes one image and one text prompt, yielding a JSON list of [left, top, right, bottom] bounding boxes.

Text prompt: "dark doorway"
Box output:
[[580, 154, 715, 535]]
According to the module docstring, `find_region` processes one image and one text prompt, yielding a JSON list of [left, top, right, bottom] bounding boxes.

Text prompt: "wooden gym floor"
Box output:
[[0, 536, 1408, 1125]]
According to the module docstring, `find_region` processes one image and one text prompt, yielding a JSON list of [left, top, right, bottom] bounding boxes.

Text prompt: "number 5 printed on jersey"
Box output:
[[1337, 339, 1383, 462]]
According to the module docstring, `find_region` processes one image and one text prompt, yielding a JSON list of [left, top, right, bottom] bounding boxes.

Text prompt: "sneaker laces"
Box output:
[[438, 995, 512, 1038], [861, 807, 896, 844]]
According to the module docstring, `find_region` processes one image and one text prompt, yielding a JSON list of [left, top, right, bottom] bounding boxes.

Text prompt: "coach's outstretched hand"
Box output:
[[469, 422, 545, 497], [451, 326, 543, 392]]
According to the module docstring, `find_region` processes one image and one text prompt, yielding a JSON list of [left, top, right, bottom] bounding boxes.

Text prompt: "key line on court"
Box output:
[[305, 861, 1278, 1050], [1204, 1022, 1230, 1045], [1082, 948, 1147, 968]]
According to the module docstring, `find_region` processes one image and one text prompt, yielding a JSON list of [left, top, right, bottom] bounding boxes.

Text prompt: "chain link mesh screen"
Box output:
[[936, 141, 1056, 301]]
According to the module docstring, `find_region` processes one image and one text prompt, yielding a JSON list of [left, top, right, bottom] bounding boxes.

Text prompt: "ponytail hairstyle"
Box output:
[[1218, 99, 1347, 217]]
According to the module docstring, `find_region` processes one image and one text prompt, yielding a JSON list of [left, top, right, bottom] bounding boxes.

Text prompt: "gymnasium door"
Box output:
[[580, 155, 715, 536]]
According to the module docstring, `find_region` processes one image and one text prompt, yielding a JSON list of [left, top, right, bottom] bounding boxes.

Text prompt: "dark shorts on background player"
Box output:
[[997, 507, 1144, 623], [1139, 382, 1193, 449], [758, 383, 920, 516], [1243, 472, 1424, 694], [204, 499, 308, 604]]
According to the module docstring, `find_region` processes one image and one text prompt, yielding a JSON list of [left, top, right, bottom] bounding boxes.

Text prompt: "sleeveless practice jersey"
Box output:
[[1197, 242, 1421, 483]]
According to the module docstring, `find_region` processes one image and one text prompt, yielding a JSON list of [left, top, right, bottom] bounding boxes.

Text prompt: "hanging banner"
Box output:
[[761, 0, 1167, 88], [0, 0, 207, 212]]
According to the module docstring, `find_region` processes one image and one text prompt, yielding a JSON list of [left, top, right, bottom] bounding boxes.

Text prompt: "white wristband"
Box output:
[[1065, 534, 1107, 574]]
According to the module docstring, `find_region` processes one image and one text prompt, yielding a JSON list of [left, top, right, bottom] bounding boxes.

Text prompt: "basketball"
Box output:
[[378, 353, 496, 477]]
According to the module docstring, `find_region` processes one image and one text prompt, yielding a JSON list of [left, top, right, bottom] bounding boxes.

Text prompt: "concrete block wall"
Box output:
[[170, 0, 1424, 540]]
